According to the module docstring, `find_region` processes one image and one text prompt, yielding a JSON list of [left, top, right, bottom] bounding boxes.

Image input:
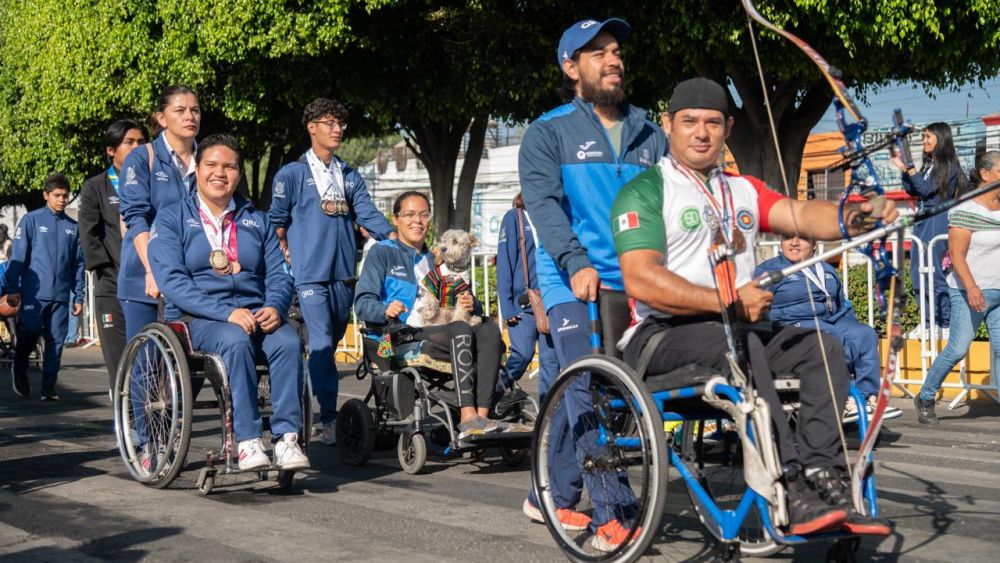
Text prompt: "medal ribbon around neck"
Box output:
[[197, 206, 238, 263], [306, 149, 346, 204], [672, 156, 736, 243]]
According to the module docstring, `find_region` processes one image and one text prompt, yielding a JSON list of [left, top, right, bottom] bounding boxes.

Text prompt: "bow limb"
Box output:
[[852, 229, 906, 512], [739, 0, 863, 123]]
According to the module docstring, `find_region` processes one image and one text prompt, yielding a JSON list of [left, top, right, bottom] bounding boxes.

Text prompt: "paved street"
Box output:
[[1, 346, 998, 562]]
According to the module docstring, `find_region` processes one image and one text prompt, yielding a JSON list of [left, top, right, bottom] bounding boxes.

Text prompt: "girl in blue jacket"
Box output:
[[148, 134, 309, 472], [890, 122, 970, 338], [119, 85, 201, 342], [354, 191, 508, 440]]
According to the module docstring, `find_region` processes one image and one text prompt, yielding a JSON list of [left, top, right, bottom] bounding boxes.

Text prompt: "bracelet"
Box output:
[[145, 271, 153, 276]]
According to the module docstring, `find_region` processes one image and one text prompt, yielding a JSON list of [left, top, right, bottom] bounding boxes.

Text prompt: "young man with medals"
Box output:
[[269, 98, 394, 445], [149, 134, 309, 471], [612, 77, 897, 538], [5, 174, 86, 400], [79, 119, 147, 394]]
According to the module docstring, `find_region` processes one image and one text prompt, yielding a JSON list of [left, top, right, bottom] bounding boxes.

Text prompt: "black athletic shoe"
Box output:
[[11, 364, 29, 397], [491, 387, 529, 419], [914, 396, 938, 425], [810, 466, 893, 536], [783, 465, 848, 536], [40, 385, 58, 401]]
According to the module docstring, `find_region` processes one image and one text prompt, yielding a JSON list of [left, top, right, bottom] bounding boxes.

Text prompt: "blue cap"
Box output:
[[557, 18, 631, 71]]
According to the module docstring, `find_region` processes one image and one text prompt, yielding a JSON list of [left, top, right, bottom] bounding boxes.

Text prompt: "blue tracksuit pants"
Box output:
[[15, 298, 69, 387], [503, 309, 559, 386], [529, 301, 635, 528], [189, 320, 303, 442], [297, 280, 353, 425], [789, 316, 880, 397]]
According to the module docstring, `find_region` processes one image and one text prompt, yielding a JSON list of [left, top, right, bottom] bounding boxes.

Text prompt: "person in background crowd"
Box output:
[[148, 133, 309, 471], [0, 225, 12, 263], [495, 193, 558, 391], [5, 174, 85, 400], [519, 17, 668, 549], [755, 235, 902, 423], [80, 119, 147, 394], [269, 98, 394, 446], [891, 122, 969, 340], [119, 85, 200, 342], [915, 150, 1000, 424]]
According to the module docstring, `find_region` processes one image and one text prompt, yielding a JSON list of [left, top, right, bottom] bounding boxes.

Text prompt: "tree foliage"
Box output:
[[639, 0, 1000, 195], [0, 0, 997, 223]]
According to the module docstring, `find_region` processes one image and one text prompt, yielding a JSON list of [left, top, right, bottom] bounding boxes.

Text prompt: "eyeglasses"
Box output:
[[397, 211, 431, 221], [313, 119, 348, 131]]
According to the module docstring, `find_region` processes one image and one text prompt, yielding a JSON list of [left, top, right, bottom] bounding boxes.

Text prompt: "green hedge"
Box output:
[[845, 259, 988, 340]]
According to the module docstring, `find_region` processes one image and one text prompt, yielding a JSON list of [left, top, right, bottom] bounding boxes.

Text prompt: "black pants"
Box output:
[[625, 320, 849, 469], [95, 295, 127, 391], [416, 321, 503, 409]]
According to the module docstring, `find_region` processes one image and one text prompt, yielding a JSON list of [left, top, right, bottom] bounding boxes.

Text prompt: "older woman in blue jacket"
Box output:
[[149, 134, 308, 472]]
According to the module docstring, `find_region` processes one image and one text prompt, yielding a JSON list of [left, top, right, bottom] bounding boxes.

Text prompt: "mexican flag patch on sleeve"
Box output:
[[614, 211, 640, 235]]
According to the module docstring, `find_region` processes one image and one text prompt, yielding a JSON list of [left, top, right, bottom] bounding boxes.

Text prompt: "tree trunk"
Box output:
[[453, 115, 489, 230], [404, 119, 470, 233], [726, 70, 833, 199]]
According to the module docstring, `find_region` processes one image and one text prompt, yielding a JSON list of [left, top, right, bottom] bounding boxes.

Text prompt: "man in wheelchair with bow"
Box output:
[[608, 78, 895, 540]]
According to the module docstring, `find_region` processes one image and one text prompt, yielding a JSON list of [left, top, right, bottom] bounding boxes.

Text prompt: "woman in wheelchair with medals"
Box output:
[[148, 134, 309, 471]]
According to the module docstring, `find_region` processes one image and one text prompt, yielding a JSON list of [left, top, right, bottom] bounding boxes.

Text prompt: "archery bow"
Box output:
[[739, 0, 910, 515]]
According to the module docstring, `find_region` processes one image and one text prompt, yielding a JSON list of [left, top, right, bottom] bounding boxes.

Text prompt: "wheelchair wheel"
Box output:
[[532, 355, 668, 563], [500, 442, 528, 468], [397, 433, 427, 475], [337, 398, 375, 466], [680, 421, 783, 557], [113, 323, 193, 488]]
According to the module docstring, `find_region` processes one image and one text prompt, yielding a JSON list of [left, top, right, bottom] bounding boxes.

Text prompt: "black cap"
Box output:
[[668, 78, 730, 117]]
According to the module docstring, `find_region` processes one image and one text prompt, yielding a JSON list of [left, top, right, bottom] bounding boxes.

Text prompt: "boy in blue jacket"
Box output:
[[6, 174, 85, 400], [269, 98, 394, 446], [755, 234, 902, 422]]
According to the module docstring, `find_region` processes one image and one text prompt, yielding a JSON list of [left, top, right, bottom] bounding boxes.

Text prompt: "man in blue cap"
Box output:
[[519, 17, 667, 551]]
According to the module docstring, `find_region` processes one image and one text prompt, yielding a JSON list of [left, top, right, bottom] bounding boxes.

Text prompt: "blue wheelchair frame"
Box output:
[[591, 302, 880, 548]]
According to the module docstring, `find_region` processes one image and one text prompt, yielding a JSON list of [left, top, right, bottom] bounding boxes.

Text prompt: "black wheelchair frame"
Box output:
[[336, 322, 537, 475]]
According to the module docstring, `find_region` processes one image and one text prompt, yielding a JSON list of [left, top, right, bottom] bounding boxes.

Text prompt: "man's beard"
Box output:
[[579, 74, 626, 107]]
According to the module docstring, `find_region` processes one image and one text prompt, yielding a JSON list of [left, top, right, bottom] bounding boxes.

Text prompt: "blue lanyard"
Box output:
[[107, 166, 119, 195]]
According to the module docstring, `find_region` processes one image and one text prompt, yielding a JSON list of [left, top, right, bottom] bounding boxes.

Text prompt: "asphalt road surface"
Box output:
[[1, 346, 998, 562]]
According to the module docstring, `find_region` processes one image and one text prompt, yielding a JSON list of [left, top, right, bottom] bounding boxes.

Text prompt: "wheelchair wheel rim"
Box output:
[[532, 355, 669, 562]]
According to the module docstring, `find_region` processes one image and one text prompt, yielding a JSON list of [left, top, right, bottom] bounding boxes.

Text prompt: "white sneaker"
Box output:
[[321, 420, 336, 445], [842, 398, 860, 425], [274, 433, 310, 470], [866, 395, 903, 421], [238, 438, 270, 470]]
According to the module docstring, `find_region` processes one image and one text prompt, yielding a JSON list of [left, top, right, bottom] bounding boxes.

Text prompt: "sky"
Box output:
[[811, 78, 1000, 133]]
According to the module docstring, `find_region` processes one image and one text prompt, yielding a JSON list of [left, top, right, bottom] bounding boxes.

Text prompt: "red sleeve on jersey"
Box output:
[[728, 173, 786, 233]]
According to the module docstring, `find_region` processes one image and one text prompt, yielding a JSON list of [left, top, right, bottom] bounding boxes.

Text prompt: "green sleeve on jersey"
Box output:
[[611, 165, 666, 255]]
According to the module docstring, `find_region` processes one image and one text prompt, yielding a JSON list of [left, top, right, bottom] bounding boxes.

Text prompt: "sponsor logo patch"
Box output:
[[155, 171, 169, 182], [680, 206, 702, 232], [39, 226, 49, 233], [126, 167, 136, 182], [390, 265, 407, 278], [274, 181, 285, 197], [736, 208, 755, 230]]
